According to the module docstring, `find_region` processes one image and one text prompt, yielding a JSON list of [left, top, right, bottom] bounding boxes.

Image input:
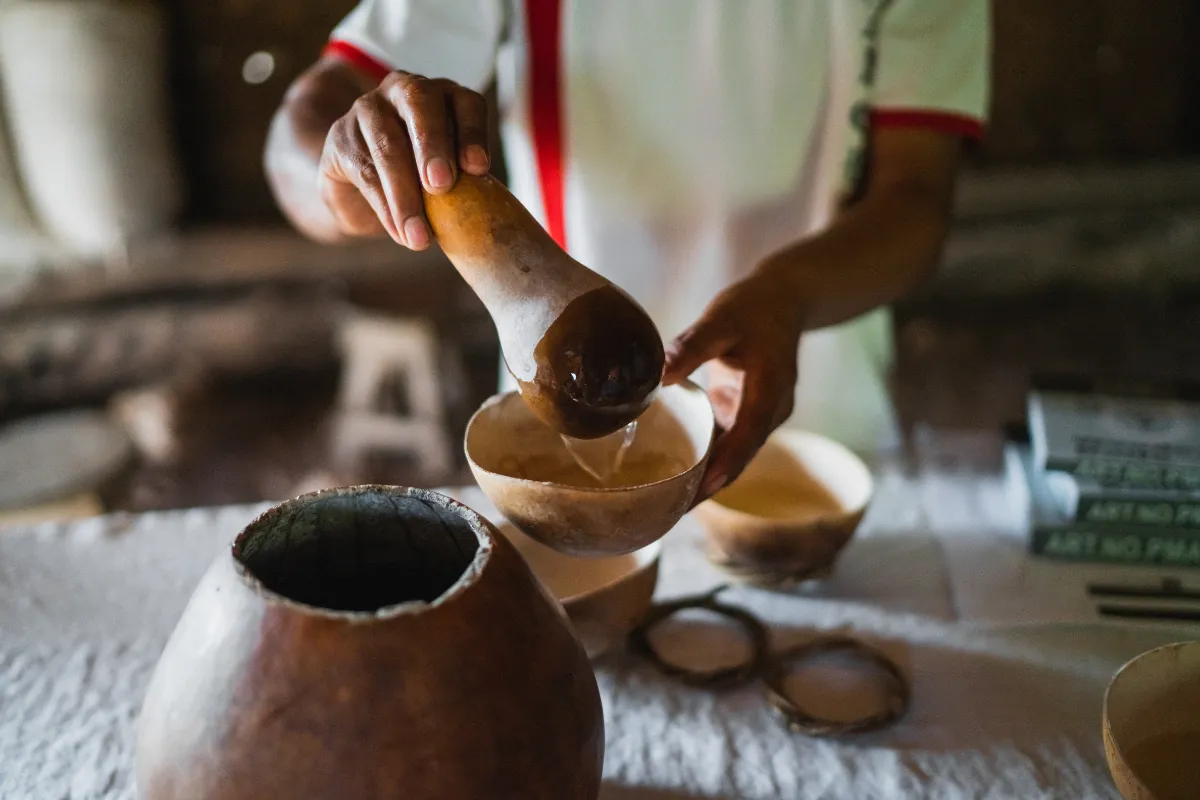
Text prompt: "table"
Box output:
[[1, 458, 1193, 799]]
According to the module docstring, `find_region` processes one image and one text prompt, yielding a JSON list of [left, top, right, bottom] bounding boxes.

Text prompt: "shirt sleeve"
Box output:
[[870, 0, 991, 139], [326, 0, 505, 91]]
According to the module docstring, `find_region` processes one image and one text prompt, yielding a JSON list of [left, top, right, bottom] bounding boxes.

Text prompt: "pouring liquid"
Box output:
[[561, 421, 639, 487]]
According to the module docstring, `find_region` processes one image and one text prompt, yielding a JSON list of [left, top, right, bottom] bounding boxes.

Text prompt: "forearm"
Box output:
[[760, 180, 953, 333], [264, 60, 373, 242]]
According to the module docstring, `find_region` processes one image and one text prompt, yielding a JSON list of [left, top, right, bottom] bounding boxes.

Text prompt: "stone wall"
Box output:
[[933, 159, 1200, 296], [980, 0, 1199, 165], [940, 0, 1200, 293]]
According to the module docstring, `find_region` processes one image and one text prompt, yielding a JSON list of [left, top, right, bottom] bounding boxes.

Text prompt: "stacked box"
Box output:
[[1012, 390, 1200, 568]]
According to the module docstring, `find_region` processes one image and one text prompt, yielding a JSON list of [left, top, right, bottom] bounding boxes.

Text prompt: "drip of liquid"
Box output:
[[492, 410, 694, 489], [560, 421, 639, 486], [1123, 730, 1200, 800]]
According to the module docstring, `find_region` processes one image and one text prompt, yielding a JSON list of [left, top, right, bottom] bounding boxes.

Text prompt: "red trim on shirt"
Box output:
[[871, 108, 984, 141], [525, 0, 567, 249], [324, 40, 392, 84]]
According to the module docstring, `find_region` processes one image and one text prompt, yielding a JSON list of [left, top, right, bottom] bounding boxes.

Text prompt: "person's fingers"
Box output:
[[321, 177, 389, 238], [354, 93, 429, 249], [705, 374, 743, 433], [386, 72, 457, 194], [697, 365, 785, 501], [663, 316, 738, 386], [319, 115, 400, 241], [445, 84, 491, 175]]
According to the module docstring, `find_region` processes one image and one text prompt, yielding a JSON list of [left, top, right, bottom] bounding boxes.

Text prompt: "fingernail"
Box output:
[[426, 157, 454, 190], [704, 473, 728, 497], [403, 216, 430, 249], [464, 145, 489, 171]]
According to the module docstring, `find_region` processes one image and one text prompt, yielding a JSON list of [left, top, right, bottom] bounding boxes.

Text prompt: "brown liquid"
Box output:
[[517, 285, 664, 440], [1124, 731, 1200, 800], [715, 479, 844, 520], [504, 450, 689, 489]]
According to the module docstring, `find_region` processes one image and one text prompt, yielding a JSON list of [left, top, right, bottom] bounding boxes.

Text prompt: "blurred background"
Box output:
[[0, 0, 1198, 520]]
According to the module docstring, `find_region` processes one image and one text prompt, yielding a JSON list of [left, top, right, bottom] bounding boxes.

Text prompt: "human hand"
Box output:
[[317, 71, 491, 249], [662, 265, 806, 504]]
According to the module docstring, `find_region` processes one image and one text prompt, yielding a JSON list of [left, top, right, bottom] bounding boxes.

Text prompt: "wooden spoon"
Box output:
[[425, 173, 664, 439]]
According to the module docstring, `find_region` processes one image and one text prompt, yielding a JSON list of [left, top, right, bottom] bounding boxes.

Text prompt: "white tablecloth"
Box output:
[[1, 458, 1194, 799]]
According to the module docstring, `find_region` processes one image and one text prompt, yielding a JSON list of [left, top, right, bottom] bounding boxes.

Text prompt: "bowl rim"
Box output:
[[1102, 639, 1200, 797], [464, 381, 715, 495], [699, 428, 874, 523], [1103, 639, 1200, 730]]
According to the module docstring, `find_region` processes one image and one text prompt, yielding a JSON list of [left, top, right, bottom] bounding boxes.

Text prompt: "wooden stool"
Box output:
[[331, 312, 455, 480]]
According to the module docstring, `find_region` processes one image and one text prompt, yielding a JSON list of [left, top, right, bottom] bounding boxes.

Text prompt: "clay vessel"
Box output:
[[1103, 640, 1200, 800], [136, 485, 604, 800], [425, 173, 664, 440], [498, 521, 661, 659], [695, 429, 873, 586], [465, 382, 714, 556]]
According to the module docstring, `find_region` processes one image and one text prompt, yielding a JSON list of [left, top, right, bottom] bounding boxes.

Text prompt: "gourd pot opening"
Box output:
[[137, 486, 604, 800], [232, 488, 485, 614]]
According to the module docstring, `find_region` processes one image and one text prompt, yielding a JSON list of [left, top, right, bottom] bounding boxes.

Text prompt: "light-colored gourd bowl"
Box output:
[[1103, 640, 1200, 800], [498, 521, 660, 658], [695, 429, 873, 585], [466, 382, 714, 557]]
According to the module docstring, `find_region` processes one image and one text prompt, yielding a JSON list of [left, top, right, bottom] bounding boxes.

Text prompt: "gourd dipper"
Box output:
[[424, 173, 664, 440]]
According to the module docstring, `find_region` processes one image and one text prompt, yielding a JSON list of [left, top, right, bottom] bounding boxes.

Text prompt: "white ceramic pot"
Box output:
[[0, 0, 182, 257]]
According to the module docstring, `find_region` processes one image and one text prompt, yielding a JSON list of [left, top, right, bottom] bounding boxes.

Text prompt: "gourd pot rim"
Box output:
[[464, 380, 714, 495], [230, 484, 494, 622]]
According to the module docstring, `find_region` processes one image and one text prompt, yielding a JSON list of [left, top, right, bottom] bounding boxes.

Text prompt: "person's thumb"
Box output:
[[662, 318, 737, 386]]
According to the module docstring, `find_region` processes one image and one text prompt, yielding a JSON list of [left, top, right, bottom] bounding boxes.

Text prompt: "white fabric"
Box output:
[[1, 456, 1190, 799], [330, 0, 990, 453], [331, 0, 504, 92], [874, 0, 994, 116]]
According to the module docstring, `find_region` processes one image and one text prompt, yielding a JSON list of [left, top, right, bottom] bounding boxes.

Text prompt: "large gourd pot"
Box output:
[[136, 485, 604, 799]]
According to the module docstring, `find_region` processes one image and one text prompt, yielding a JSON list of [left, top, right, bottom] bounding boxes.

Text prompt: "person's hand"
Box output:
[[317, 71, 491, 249], [662, 265, 806, 504]]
